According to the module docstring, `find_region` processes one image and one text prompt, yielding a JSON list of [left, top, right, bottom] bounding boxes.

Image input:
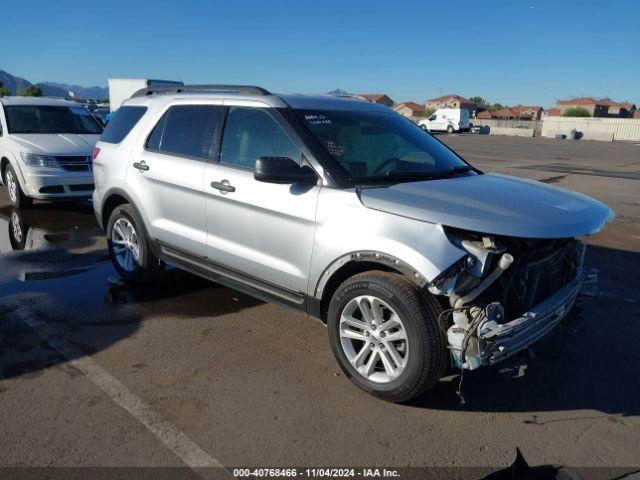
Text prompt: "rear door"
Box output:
[[127, 103, 224, 257], [203, 105, 320, 296]]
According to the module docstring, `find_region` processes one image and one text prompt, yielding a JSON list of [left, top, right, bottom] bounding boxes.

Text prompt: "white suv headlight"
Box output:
[[20, 152, 61, 169]]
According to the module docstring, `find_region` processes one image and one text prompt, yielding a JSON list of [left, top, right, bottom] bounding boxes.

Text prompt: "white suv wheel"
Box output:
[[339, 295, 409, 383], [111, 217, 141, 272]]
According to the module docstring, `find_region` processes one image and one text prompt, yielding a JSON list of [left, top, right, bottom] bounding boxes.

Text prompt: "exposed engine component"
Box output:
[[452, 253, 513, 308], [439, 229, 588, 371]]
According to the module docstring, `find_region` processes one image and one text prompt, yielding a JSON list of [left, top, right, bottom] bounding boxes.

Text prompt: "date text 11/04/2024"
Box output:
[[232, 468, 400, 477]]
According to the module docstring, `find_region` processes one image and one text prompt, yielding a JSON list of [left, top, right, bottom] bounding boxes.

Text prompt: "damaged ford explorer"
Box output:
[[93, 87, 614, 402]]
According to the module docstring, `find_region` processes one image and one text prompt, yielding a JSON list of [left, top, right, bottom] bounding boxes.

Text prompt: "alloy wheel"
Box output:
[[111, 217, 140, 272], [339, 295, 409, 383]]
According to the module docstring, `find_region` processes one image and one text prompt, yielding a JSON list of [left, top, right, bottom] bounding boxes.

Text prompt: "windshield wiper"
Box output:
[[447, 165, 477, 175], [354, 172, 443, 186], [354, 166, 479, 186]]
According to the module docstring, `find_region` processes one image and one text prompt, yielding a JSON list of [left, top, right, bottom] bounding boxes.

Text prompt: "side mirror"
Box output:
[[254, 157, 318, 185]]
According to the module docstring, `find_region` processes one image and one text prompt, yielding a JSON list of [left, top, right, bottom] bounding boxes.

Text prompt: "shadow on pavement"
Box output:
[[1, 255, 263, 382]]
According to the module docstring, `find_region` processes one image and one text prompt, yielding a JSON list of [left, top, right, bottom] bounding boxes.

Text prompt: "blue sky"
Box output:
[[3, 0, 639, 107]]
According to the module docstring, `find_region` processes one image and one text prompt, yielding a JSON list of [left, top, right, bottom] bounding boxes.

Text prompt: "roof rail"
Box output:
[[131, 84, 271, 98], [326, 93, 372, 103]]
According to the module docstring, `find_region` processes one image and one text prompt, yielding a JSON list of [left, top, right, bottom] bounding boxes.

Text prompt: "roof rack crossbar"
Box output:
[[131, 84, 271, 98]]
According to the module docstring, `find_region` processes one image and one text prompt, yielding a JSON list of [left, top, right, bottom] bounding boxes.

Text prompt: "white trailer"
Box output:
[[108, 78, 183, 112]]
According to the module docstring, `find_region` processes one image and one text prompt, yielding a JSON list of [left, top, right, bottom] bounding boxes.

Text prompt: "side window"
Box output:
[[220, 107, 300, 169], [100, 106, 147, 144], [155, 105, 223, 160], [145, 113, 166, 151]]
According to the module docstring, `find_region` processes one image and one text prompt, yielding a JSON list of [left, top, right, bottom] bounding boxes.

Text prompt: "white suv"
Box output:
[[0, 96, 102, 208], [92, 85, 613, 402]]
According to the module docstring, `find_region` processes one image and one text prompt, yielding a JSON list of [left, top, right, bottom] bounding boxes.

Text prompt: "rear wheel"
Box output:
[[4, 164, 33, 209], [446, 125, 454, 133], [107, 204, 160, 283], [327, 271, 447, 403]]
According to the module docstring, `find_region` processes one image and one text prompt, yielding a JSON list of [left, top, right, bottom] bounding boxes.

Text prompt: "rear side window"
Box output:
[[220, 107, 299, 169], [146, 105, 223, 160], [100, 106, 147, 144]]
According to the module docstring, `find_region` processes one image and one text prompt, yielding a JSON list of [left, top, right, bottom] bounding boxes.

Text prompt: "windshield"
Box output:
[[6, 105, 103, 134], [295, 108, 474, 183]]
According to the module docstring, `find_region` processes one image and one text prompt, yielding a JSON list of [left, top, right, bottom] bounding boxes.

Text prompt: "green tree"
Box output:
[[488, 103, 504, 111], [417, 108, 436, 118], [0, 81, 10, 96], [563, 107, 591, 117], [18, 85, 43, 97], [470, 96, 488, 108]]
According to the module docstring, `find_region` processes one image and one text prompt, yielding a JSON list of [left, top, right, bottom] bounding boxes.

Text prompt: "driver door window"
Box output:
[[220, 107, 300, 169]]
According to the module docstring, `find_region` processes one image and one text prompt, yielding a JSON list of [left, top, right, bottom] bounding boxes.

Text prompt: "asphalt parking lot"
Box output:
[[1, 135, 639, 477]]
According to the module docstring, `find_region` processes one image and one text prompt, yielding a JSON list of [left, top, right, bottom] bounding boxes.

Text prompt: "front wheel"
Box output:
[[327, 271, 448, 403], [420, 124, 428, 131], [4, 164, 33, 209], [107, 204, 160, 283]]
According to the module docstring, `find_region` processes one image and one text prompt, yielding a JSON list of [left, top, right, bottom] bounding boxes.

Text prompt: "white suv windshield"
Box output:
[[295, 108, 473, 183], [5, 105, 103, 134]]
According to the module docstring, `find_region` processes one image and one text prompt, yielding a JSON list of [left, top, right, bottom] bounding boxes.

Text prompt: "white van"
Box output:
[[0, 97, 103, 208], [419, 108, 470, 133]]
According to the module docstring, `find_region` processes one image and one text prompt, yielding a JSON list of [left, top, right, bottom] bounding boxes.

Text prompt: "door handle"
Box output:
[[210, 180, 235, 193], [133, 161, 149, 171]]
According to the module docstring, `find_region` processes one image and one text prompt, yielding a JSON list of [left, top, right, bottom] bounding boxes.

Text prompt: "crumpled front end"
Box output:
[[429, 229, 598, 370]]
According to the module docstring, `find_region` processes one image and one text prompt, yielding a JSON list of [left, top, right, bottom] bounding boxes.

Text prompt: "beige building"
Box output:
[[359, 94, 394, 107], [478, 105, 544, 120], [511, 105, 544, 121], [393, 102, 425, 120], [598, 98, 636, 118], [556, 97, 609, 117], [426, 94, 477, 113], [555, 97, 636, 118]]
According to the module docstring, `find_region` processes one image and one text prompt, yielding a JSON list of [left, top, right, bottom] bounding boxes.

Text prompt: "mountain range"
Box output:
[[0, 69, 108, 100]]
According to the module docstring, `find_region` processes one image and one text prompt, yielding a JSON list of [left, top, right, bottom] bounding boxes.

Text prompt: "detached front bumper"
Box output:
[[450, 268, 598, 370], [480, 271, 593, 365]]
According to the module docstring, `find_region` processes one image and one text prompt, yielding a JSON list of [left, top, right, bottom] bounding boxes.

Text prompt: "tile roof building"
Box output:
[[358, 94, 394, 107]]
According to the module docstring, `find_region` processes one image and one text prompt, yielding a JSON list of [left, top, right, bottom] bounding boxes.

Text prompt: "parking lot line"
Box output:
[[8, 302, 226, 479]]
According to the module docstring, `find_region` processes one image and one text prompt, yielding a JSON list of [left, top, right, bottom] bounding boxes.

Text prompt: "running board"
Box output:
[[157, 243, 306, 311]]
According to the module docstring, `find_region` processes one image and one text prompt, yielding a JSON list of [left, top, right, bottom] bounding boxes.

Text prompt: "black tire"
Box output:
[[106, 204, 160, 283], [420, 124, 428, 131], [3, 164, 33, 209], [446, 125, 454, 134], [327, 271, 448, 403]]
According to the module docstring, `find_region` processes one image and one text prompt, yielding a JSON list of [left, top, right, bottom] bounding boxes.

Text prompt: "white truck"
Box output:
[[108, 78, 183, 112], [419, 108, 470, 133]]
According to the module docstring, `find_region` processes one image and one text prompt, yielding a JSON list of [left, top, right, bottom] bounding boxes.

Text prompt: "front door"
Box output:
[[204, 106, 319, 295]]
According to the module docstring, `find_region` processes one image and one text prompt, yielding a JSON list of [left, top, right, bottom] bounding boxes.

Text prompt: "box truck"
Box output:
[[108, 78, 183, 112], [418, 108, 470, 133]]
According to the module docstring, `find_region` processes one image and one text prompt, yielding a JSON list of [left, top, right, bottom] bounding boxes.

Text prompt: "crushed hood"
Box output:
[[9, 134, 99, 156], [358, 173, 614, 238]]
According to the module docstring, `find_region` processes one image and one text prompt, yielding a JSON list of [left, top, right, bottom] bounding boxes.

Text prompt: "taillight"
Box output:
[[92, 147, 101, 160]]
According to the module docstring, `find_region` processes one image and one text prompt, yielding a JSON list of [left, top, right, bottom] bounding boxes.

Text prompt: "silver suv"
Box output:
[[92, 85, 613, 402]]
